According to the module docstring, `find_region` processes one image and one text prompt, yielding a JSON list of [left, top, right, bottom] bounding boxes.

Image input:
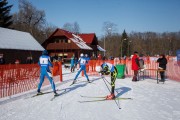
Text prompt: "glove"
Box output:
[[99, 71, 105, 75], [99, 73, 104, 78]]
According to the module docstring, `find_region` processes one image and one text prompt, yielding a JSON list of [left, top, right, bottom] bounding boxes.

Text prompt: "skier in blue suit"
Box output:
[[71, 53, 90, 85], [85, 54, 90, 62], [37, 50, 57, 95], [70, 55, 75, 72]]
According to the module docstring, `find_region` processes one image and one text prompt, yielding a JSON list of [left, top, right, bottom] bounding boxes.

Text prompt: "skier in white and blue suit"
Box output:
[[37, 50, 57, 95], [71, 53, 90, 84]]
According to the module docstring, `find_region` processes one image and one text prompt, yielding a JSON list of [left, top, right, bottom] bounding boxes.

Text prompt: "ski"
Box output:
[[80, 95, 105, 98], [31, 89, 63, 98], [70, 82, 75, 86], [79, 97, 132, 103], [31, 92, 44, 98], [50, 89, 67, 101], [80, 95, 132, 99], [70, 81, 93, 86]]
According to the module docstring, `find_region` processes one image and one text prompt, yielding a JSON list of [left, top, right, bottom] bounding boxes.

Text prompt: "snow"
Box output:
[[71, 34, 92, 50], [0, 68, 180, 120], [0, 27, 44, 51]]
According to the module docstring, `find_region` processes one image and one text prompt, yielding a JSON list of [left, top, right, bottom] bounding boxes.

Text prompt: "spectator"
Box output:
[[131, 51, 140, 82], [98, 53, 102, 60], [26, 56, 33, 64], [70, 55, 75, 72], [103, 55, 106, 60], [90, 54, 96, 72], [85, 54, 90, 62], [15, 59, 20, 64], [157, 54, 167, 82], [0, 54, 5, 64], [139, 54, 145, 70]]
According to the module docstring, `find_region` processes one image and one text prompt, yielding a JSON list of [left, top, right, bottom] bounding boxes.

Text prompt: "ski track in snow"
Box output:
[[0, 69, 180, 120]]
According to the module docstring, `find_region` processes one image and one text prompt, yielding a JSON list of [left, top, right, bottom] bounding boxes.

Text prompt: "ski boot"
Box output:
[[70, 80, 76, 85], [37, 89, 43, 95], [87, 79, 91, 83], [106, 93, 115, 100], [54, 91, 58, 96]]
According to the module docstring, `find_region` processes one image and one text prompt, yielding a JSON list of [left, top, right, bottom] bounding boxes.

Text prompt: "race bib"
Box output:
[[106, 63, 113, 70], [40, 58, 48, 64], [80, 59, 86, 65]]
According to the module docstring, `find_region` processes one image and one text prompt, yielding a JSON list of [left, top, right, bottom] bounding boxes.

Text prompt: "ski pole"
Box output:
[[102, 77, 121, 109], [101, 77, 121, 109], [102, 77, 111, 93], [102, 77, 119, 95]]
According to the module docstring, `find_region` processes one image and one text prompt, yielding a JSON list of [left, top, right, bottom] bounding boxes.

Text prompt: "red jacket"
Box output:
[[132, 54, 139, 70]]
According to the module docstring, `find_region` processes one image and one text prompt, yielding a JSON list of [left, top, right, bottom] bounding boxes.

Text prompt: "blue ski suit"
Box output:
[[37, 50, 56, 92], [74, 56, 89, 81]]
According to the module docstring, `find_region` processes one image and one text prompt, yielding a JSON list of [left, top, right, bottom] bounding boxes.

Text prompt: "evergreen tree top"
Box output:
[[0, 0, 13, 28]]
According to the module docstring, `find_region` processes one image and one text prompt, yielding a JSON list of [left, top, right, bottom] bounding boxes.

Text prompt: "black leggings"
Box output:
[[110, 67, 118, 94], [160, 71, 165, 80]]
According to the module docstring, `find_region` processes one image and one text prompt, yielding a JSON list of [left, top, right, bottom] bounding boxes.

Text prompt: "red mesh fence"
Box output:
[[85, 59, 180, 82], [0, 59, 179, 98], [0, 62, 61, 98]]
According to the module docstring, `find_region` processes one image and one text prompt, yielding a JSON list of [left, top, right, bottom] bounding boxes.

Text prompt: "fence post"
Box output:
[[59, 62, 63, 82]]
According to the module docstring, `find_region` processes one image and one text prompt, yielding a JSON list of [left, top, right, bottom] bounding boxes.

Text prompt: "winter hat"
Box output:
[[134, 51, 138, 54], [80, 53, 84, 57], [42, 50, 48, 55]]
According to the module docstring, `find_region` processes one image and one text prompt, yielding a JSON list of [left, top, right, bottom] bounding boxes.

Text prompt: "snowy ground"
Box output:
[[0, 69, 180, 120]]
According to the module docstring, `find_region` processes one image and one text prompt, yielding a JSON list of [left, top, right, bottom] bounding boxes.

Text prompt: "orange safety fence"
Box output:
[[1, 59, 179, 98], [85, 59, 180, 82], [53, 62, 63, 82], [0, 62, 62, 98]]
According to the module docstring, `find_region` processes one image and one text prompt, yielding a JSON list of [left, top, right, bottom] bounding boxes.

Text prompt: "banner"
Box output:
[[176, 49, 180, 65]]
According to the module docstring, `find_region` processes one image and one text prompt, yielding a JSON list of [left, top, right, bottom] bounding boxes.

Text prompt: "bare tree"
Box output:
[[99, 31, 180, 58], [63, 22, 73, 32], [73, 22, 80, 34], [63, 21, 80, 34], [11, 0, 46, 43], [102, 21, 118, 35]]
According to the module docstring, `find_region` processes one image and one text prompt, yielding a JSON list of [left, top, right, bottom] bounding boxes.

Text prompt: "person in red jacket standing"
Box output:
[[131, 51, 140, 81]]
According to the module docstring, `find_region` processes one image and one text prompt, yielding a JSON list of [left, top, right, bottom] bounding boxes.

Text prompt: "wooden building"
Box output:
[[0, 27, 44, 64], [42, 28, 99, 60]]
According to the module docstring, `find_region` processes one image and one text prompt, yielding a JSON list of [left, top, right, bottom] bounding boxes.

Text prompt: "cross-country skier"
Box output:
[[71, 53, 90, 84], [37, 50, 58, 96], [98, 60, 118, 100]]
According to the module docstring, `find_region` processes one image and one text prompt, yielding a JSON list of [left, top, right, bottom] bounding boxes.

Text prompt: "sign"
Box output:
[[177, 49, 180, 61]]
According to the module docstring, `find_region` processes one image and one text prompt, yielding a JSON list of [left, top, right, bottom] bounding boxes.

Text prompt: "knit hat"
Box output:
[[42, 50, 48, 55]]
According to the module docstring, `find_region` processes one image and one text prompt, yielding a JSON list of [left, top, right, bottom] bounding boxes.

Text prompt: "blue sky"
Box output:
[[8, 0, 180, 37]]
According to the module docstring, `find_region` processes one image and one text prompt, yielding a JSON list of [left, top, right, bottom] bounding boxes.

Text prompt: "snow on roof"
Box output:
[[71, 34, 92, 50], [97, 45, 106, 52], [0, 27, 44, 51]]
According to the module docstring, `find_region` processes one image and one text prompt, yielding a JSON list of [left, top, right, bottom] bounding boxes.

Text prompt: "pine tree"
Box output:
[[0, 0, 13, 28], [120, 30, 129, 57]]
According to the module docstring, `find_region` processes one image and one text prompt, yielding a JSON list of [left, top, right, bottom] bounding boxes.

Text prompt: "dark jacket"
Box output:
[[157, 57, 167, 70]]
